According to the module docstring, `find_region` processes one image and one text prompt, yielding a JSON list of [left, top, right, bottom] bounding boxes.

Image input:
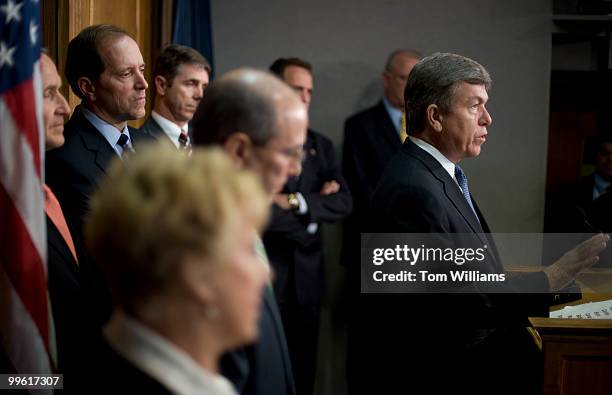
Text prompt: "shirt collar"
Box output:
[[409, 136, 458, 183], [151, 111, 188, 149], [382, 96, 403, 134], [81, 105, 132, 157], [104, 310, 237, 395]]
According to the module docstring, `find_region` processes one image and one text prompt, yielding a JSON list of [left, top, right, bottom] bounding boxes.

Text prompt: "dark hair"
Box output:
[[65, 24, 130, 100], [405, 52, 492, 134], [269, 57, 312, 77], [153, 44, 211, 87], [191, 71, 279, 147]]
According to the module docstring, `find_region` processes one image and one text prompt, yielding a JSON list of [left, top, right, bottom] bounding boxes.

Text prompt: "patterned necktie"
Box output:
[[178, 131, 192, 154], [454, 165, 479, 220], [399, 113, 407, 143], [116, 133, 132, 158]]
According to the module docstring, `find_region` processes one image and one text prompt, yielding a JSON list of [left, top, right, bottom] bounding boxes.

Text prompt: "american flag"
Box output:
[[0, 0, 54, 382]]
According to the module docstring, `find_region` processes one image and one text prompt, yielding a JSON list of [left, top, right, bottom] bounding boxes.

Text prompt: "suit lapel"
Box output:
[[261, 287, 293, 382], [72, 106, 118, 174], [46, 216, 79, 276], [405, 141, 487, 238]]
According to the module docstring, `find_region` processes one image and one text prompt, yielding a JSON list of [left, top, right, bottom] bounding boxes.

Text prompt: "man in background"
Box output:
[[139, 44, 211, 150], [546, 134, 612, 233], [267, 57, 352, 395], [40, 52, 83, 376], [192, 68, 308, 395], [341, 49, 421, 274]]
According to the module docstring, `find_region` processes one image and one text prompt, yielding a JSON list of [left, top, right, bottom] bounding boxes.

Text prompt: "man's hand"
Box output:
[[543, 233, 609, 291], [320, 180, 340, 196], [273, 193, 290, 210]]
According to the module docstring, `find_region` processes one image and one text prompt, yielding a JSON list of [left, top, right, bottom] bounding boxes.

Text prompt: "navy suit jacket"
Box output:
[[349, 140, 549, 393], [263, 130, 352, 306]]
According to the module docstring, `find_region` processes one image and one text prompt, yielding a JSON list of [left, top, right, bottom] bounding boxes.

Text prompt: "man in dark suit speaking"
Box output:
[[357, 53, 608, 394]]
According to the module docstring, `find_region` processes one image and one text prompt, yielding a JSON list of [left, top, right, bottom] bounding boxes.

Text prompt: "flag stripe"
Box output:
[[0, 97, 46, 260], [0, 0, 51, 376], [0, 184, 48, 349], [0, 264, 52, 383], [2, 78, 42, 178]]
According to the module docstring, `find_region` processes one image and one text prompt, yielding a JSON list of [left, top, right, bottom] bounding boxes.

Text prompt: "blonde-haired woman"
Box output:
[[83, 144, 270, 395]]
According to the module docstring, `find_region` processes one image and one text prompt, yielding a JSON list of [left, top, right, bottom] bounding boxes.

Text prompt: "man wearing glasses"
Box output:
[[265, 57, 353, 395]]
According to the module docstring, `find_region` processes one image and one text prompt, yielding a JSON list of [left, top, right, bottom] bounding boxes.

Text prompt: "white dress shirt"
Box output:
[[382, 96, 403, 135], [81, 106, 133, 157], [151, 111, 189, 149]]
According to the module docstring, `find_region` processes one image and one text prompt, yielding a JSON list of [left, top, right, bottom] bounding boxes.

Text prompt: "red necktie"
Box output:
[[44, 184, 79, 265]]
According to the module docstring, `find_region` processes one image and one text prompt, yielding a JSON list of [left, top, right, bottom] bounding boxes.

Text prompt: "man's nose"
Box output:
[[480, 107, 492, 126], [135, 70, 148, 90]]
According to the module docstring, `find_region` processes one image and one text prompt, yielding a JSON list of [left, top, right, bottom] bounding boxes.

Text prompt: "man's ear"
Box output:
[[154, 75, 167, 96], [223, 132, 252, 169], [77, 77, 95, 102], [426, 104, 443, 132]]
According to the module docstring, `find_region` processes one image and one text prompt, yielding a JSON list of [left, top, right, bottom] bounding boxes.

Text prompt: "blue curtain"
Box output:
[[172, 0, 214, 77]]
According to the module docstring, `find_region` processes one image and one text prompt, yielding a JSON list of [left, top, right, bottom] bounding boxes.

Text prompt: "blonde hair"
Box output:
[[85, 144, 269, 310]]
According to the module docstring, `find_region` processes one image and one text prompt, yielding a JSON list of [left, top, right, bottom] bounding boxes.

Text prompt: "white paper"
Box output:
[[549, 299, 612, 319]]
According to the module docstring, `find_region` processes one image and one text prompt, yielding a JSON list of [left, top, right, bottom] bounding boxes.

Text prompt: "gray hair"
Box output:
[[191, 69, 279, 146], [404, 52, 491, 134]]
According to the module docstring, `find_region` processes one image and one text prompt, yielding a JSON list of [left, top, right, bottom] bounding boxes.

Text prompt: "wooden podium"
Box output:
[[528, 268, 612, 395]]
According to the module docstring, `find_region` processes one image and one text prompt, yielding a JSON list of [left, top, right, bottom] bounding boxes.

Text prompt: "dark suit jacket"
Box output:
[[138, 115, 194, 146], [342, 101, 401, 227], [545, 174, 596, 233], [45, 105, 155, 327], [46, 214, 86, 375], [221, 286, 295, 395], [46, 105, 155, 236], [349, 140, 548, 394], [341, 100, 401, 285], [72, 336, 174, 395], [263, 130, 352, 306]]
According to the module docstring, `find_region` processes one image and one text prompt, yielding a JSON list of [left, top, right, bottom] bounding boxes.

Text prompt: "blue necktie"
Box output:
[[454, 165, 479, 220], [116, 133, 132, 158]]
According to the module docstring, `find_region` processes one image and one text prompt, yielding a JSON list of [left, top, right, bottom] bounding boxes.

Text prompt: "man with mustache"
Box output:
[[139, 44, 211, 150]]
